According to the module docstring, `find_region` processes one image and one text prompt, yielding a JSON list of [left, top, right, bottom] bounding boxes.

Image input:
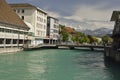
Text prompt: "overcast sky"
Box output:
[[7, 0, 119, 30]]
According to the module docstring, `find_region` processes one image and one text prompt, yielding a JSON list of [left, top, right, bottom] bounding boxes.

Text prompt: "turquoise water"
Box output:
[[0, 49, 119, 80]]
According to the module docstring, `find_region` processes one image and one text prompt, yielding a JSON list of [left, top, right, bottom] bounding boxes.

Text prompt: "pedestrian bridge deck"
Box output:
[[24, 44, 105, 51], [57, 44, 104, 48]]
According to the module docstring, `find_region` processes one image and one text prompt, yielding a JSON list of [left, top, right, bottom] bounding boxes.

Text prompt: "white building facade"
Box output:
[[0, 0, 30, 53], [46, 16, 59, 44], [0, 22, 31, 48], [10, 4, 47, 45]]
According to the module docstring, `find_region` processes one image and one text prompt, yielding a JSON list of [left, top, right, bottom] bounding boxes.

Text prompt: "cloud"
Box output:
[[30, 0, 113, 30], [46, 10, 61, 18], [81, 21, 114, 30], [7, 0, 115, 30], [64, 4, 112, 21], [63, 4, 114, 30], [40, 1, 115, 30]]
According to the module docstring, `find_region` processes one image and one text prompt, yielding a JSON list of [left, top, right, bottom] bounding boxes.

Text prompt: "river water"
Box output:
[[0, 49, 120, 80]]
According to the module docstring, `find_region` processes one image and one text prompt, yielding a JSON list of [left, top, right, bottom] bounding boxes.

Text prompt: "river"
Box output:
[[0, 49, 119, 80]]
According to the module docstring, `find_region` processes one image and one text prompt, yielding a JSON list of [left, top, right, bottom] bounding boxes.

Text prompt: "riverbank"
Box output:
[[0, 47, 23, 54], [0, 44, 105, 54]]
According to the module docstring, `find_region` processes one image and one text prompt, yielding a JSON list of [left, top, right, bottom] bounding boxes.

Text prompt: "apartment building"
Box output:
[[10, 3, 47, 45], [0, 0, 30, 53], [45, 16, 59, 44]]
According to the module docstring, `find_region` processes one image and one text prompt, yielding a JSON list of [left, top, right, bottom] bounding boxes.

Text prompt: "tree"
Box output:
[[78, 36, 90, 44], [93, 37, 99, 43], [71, 36, 76, 42], [88, 35, 95, 44], [84, 36, 90, 43], [79, 37, 84, 43], [59, 24, 65, 34], [71, 32, 83, 44], [102, 36, 113, 45], [61, 32, 69, 42], [59, 24, 65, 29]]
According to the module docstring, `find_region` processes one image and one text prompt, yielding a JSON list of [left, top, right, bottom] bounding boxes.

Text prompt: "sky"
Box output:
[[7, 0, 120, 30]]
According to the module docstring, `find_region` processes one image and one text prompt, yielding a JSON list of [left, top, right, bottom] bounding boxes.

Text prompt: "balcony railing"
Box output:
[[0, 44, 23, 47], [0, 32, 25, 39]]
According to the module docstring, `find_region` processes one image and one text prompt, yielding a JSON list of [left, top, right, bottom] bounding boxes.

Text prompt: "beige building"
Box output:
[[10, 3, 47, 45], [0, 0, 30, 53]]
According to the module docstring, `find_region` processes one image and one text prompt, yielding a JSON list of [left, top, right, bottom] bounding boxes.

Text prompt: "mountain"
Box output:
[[93, 28, 113, 36], [77, 28, 113, 37]]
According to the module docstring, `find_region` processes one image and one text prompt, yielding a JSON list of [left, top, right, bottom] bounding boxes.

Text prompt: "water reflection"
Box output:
[[0, 50, 119, 80], [104, 59, 120, 80]]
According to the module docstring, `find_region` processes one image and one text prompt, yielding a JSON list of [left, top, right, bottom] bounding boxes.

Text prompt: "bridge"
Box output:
[[57, 44, 104, 51], [24, 44, 105, 51]]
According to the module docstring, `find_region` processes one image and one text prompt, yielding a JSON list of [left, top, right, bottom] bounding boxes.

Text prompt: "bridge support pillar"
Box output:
[[55, 46, 58, 49], [104, 47, 120, 62], [69, 47, 75, 50], [90, 47, 94, 51]]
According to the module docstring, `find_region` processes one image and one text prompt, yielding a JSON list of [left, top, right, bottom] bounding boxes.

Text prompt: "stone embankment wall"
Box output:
[[0, 47, 23, 54], [104, 47, 120, 62]]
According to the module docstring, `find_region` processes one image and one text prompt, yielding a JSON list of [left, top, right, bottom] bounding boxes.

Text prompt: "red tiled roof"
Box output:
[[63, 27, 75, 34]]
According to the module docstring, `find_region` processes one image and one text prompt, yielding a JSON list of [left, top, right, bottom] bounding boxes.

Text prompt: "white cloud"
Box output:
[[63, 4, 115, 30], [65, 5, 112, 21], [44, 3, 115, 30], [46, 10, 61, 18], [84, 21, 114, 30]]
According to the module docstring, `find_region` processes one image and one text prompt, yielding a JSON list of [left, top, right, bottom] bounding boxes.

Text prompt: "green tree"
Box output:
[[59, 24, 65, 34], [88, 35, 95, 44], [84, 36, 90, 43], [79, 37, 84, 43], [59, 24, 65, 29], [87, 35, 100, 45], [79, 36, 90, 44], [102, 36, 113, 44], [76, 32, 85, 37], [61, 32, 69, 42], [71, 32, 90, 44], [71, 36, 76, 42], [93, 37, 99, 43]]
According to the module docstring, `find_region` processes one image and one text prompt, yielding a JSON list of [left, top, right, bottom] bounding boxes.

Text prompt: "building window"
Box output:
[[44, 25, 46, 29], [17, 9, 20, 13], [0, 28, 4, 32], [54, 25, 57, 28], [44, 19, 46, 23], [21, 16, 24, 20], [13, 9, 16, 12], [22, 9, 24, 13], [54, 19, 58, 23], [37, 30, 40, 35]]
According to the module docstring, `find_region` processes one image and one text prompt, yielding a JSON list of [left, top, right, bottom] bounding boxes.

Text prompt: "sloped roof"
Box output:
[[47, 16, 59, 21], [10, 3, 36, 9], [111, 11, 120, 21], [0, 0, 29, 30], [10, 3, 47, 14], [63, 27, 76, 34], [24, 21, 34, 32]]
